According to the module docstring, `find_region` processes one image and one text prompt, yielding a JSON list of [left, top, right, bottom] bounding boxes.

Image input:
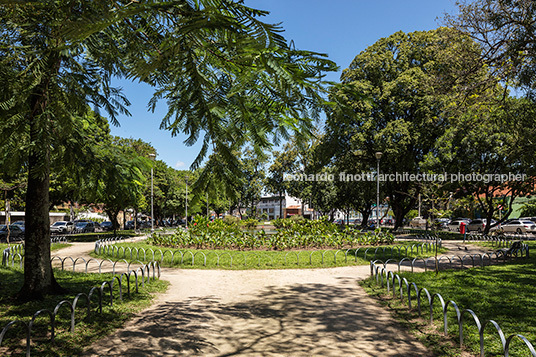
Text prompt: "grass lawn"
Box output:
[[1, 242, 70, 252], [0, 266, 168, 356], [92, 241, 448, 270], [361, 241, 536, 356]]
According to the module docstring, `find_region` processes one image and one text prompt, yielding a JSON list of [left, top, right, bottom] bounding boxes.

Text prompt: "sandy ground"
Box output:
[[49, 239, 491, 356]]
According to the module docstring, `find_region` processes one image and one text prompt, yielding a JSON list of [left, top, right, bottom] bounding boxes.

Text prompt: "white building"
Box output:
[[257, 194, 312, 220]]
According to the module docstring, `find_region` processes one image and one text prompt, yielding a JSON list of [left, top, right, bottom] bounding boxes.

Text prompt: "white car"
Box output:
[[50, 221, 74, 234], [409, 217, 427, 228], [500, 220, 536, 234], [447, 219, 471, 232], [467, 219, 497, 232]]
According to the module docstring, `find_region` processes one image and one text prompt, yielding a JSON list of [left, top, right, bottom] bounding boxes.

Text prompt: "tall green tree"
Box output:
[[0, 0, 334, 300], [90, 143, 150, 232], [428, 96, 536, 233], [266, 147, 298, 218], [236, 148, 267, 218], [325, 28, 489, 229]]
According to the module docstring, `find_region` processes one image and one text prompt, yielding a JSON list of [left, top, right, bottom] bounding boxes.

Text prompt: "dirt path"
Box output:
[[50, 240, 490, 356]]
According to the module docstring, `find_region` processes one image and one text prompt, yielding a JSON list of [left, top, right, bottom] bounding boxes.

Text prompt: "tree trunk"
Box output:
[[279, 192, 283, 220], [106, 208, 120, 234], [18, 125, 66, 301], [392, 194, 417, 230], [17, 52, 67, 301], [360, 209, 372, 228], [393, 206, 408, 231]]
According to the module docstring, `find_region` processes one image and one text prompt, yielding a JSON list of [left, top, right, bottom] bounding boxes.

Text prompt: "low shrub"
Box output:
[[152, 218, 396, 250], [241, 218, 259, 229], [223, 215, 240, 225]]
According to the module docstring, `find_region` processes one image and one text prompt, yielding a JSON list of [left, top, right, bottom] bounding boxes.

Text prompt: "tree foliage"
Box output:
[[427, 95, 536, 232], [447, 0, 536, 95], [324, 28, 482, 228]]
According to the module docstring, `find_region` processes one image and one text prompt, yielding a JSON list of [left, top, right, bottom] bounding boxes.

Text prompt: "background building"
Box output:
[[257, 194, 310, 220]]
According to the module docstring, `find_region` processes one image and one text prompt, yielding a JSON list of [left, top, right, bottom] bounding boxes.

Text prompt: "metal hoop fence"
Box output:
[[370, 258, 536, 356], [0, 238, 160, 356], [93, 237, 443, 268]]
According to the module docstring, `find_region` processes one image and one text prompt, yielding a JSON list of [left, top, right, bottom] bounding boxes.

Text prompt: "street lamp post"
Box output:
[[185, 176, 189, 229], [149, 153, 156, 233], [375, 152, 383, 228]]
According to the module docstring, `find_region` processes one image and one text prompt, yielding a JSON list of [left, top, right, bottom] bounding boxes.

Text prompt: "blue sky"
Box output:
[[109, 0, 458, 169]]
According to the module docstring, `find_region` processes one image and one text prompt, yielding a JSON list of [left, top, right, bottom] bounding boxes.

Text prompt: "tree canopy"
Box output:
[[447, 0, 536, 96], [323, 28, 484, 228]]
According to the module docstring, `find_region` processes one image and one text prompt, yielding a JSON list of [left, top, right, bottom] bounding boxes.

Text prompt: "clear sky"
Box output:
[[109, 0, 459, 169]]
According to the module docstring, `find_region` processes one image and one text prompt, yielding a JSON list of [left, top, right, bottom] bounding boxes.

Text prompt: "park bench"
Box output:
[[497, 240, 524, 258]]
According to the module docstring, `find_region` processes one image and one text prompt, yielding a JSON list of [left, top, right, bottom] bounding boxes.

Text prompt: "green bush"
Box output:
[[241, 218, 259, 229], [223, 215, 240, 225], [152, 216, 396, 250], [272, 218, 290, 229], [289, 215, 305, 222]]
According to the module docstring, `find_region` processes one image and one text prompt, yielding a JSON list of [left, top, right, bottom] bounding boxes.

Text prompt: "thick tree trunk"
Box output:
[[18, 135, 66, 301], [17, 52, 66, 301], [106, 208, 120, 235], [392, 192, 418, 230]]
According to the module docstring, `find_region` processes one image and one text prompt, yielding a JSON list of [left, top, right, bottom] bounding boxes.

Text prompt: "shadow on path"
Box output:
[[84, 279, 431, 356]]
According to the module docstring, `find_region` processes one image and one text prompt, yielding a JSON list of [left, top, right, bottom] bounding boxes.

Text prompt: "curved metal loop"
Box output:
[[411, 257, 426, 273], [481, 319, 507, 355], [29, 309, 55, 344], [417, 287, 432, 318], [0, 320, 30, 356], [430, 293, 445, 324], [504, 334, 536, 357], [458, 309, 482, 349], [53, 300, 75, 334]]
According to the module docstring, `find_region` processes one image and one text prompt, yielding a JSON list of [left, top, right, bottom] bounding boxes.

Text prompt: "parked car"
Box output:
[[466, 219, 491, 232], [471, 218, 499, 232], [434, 218, 451, 229], [73, 221, 96, 233], [382, 218, 394, 225], [50, 220, 74, 234], [125, 220, 148, 229], [500, 220, 536, 234], [12, 221, 25, 227], [124, 220, 134, 230], [0, 224, 25, 241], [100, 221, 113, 231], [447, 218, 471, 232], [409, 216, 427, 228]]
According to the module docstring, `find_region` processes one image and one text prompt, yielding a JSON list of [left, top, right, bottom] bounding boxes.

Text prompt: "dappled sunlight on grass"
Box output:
[[363, 241, 536, 356], [0, 266, 167, 356]]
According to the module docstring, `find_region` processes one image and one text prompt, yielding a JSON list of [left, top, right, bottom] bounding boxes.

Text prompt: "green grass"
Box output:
[[92, 241, 448, 270], [1, 242, 70, 252], [0, 266, 168, 356], [361, 241, 536, 356]]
